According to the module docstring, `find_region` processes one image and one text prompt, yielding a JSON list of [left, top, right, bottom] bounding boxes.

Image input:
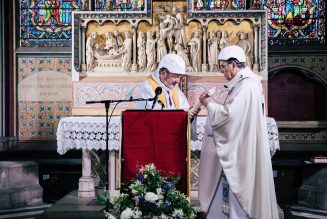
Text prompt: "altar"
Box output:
[[57, 115, 280, 198]]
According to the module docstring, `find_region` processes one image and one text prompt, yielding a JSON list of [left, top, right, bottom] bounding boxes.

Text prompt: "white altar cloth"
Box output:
[[57, 116, 121, 155], [57, 116, 280, 155]]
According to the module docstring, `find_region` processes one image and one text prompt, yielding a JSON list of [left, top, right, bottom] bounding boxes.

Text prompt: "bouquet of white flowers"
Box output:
[[97, 163, 197, 219]]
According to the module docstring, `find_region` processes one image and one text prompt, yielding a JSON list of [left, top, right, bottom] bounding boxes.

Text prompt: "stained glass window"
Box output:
[[94, 0, 146, 11], [19, 0, 81, 47], [191, 0, 246, 11], [259, 0, 325, 45]]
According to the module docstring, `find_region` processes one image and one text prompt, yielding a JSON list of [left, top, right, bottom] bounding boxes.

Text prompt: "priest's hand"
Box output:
[[199, 92, 210, 107], [189, 106, 201, 118]]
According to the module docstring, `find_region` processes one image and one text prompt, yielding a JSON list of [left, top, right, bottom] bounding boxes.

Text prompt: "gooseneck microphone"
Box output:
[[151, 87, 163, 109]]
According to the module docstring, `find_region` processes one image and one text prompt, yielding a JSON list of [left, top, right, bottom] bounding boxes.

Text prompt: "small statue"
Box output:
[[146, 31, 157, 72], [121, 31, 133, 72], [114, 30, 124, 51], [85, 31, 99, 72], [237, 31, 253, 69], [137, 31, 146, 71], [157, 35, 167, 63], [188, 31, 201, 72], [172, 7, 187, 48], [207, 30, 219, 72], [219, 30, 232, 50], [175, 43, 193, 72]]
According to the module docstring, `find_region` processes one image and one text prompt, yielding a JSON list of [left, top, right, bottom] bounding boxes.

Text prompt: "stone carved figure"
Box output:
[[237, 31, 253, 69], [157, 14, 174, 54], [121, 31, 133, 72], [114, 30, 124, 51], [104, 32, 113, 51], [137, 31, 147, 71], [157, 35, 167, 62], [81, 0, 88, 10], [104, 32, 120, 56], [157, 14, 167, 36], [175, 43, 193, 72], [219, 30, 232, 50], [162, 14, 176, 54], [172, 7, 187, 48], [86, 31, 99, 72], [146, 31, 157, 72], [166, 30, 175, 54], [188, 31, 201, 72], [207, 30, 219, 72]]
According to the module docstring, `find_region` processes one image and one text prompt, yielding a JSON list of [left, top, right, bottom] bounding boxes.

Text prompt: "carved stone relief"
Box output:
[[73, 10, 267, 78]]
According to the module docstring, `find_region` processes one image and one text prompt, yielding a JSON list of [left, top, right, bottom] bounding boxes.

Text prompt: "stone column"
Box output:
[[78, 149, 95, 198], [253, 24, 260, 73], [108, 151, 120, 197], [81, 26, 87, 72], [131, 27, 138, 73], [201, 26, 208, 72]]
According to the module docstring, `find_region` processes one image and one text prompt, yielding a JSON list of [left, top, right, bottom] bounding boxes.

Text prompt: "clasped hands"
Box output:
[[188, 92, 211, 118], [199, 92, 211, 107]]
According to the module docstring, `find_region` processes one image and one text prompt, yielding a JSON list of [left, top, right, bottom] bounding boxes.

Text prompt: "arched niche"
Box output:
[[268, 66, 327, 121]]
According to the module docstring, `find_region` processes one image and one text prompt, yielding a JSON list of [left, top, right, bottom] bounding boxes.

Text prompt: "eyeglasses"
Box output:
[[167, 71, 182, 78], [219, 63, 230, 70], [161, 68, 182, 78]]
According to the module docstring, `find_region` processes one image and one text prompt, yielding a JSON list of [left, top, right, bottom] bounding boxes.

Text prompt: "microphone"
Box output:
[[151, 87, 163, 109]]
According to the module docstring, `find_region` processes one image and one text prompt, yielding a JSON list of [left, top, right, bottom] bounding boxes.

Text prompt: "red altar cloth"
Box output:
[[121, 110, 189, 195]]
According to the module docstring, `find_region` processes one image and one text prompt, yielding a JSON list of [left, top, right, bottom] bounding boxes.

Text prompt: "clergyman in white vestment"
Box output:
[[198, 46, 279, 219], [137, 53, 199, 118]]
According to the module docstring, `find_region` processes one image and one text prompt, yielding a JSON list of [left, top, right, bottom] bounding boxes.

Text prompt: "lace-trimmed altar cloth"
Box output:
[[57, 116, 121, 155], [266, 117, 280, 156], [57, 116, 280, 155], [192, 116, 280, 155]]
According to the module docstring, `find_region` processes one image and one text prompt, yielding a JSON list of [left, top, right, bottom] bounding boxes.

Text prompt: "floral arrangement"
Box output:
[[97, 163, 197, 219]]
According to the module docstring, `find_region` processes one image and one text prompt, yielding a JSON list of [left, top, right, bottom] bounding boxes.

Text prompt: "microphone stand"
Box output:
[[85, 96, 154, 210]]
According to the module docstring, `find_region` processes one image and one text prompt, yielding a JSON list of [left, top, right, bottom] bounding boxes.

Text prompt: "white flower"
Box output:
[[132, 209, 142, 218], [145, 192, 159, 203], [160, 213, 168, 219], [146, 163, 156, 170], [121, 208, 133, 219], [172, 209, 184, 218], [156, 199, 163, 206], [103, 210, 115, 219], [156, 188, 162, 195], [133, 196, 140, 205], [135, 180, 142, 186]]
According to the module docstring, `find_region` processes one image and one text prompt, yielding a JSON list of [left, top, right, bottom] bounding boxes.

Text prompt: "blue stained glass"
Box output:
[[260, 0, 325, 45], [94, 0, 146, 11], [19, 0, 81, 47], [192, 0, 246, 11]]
